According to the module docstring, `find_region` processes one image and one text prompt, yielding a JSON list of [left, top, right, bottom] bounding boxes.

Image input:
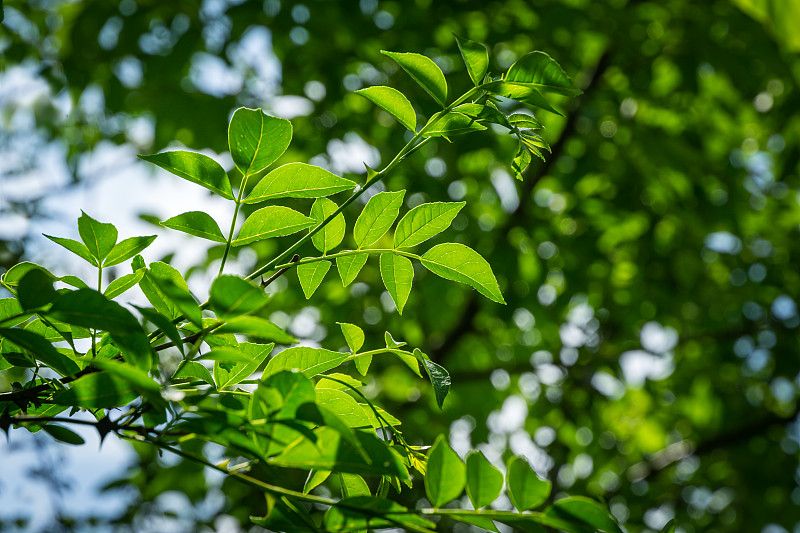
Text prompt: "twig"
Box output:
[[261, 254, 299, 288]]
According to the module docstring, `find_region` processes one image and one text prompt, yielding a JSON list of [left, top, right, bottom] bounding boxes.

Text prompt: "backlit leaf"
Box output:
[[138, 150, 234, 200], [216, 316, 296, 344], [507, 456, 551, 511], [0, 327, 80, 377], [381, 50, 448, 107], [298, 260, 331, 299], [338, 322, 364, 354], [210, 275, 269, 318], [422, 112, 487, 137], [104, 270, 145, 299], [425, 435, 466, 507], [228, 108, 292, 176], [465, 451, 504, 508], [354, 190, 405, 248], [380, 253, 413, 314], [104, 235, 157, 267], [233, 206, 315, 247], [78, 211, 118, 263], [356, 86, 417, 131], [264, 346, 349, 378], [161, 211, 226, 242], [512, 144, 533, 180], [421, 243, 505, 304], [173, 360, 215, 386], [245, 163, 356, 204], [483, 81, 563, 116], [455, 34, 489, 86], [394, 202, 465, 248], [505, 51, 582, 97], [336, 253, 369, 286], [315, 388, 373, 428], [546, 497, 623, 533], [310, 198, 346, 253], [43, 235, 98, 266], [214, 342, 274, 389], [0, 298, 28, 327]]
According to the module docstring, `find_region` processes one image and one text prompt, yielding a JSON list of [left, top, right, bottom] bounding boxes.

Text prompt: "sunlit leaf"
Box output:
[[394, 202, 465, 248], [77, 211, 118, 264], [422, 112, 487, 137], [264, 346, 349, 378], [0, 327, 80, 376], [210, 275, 269, 318], [545, 497, 623, 533], [310, 198, 346, 253], [233, 206, 315, 246], [425, 434, 466, 507], [354, 190, 405, 248], [381, 50, 448, 107], [380, 253, 413, 314], [315, 388, 373, 428], [214, 342, 274, 389], [0, 298, 28, 327], [421, 243, 505, 304], [104, 235, 157, 267], [138, 150, 234, 200], [505, 51, 582, 97], [104, 270, 145, 299], [161, 211, 226, 242], [465, 451, 504, 509], [507, 456, 551, 511], [356, 86, 417, 131], [455, 34, 489, 86], [336, 253, 369, 286], [297, 260, 331, 299], [512, 144, 533, 180], [338, 322, 365, 354], [216, 316, 296, 344], [245, 163, 356, 204], [228, 108, 292, 176], [173, 361, 215, 386], [43, 235, 98, 266], [483, 81, 563, 116]]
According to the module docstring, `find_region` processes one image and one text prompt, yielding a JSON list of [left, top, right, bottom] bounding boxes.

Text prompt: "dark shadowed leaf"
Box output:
[[210, 275, 269, 318], [0, 327, 80, 376], [17, 269, 58, 310]]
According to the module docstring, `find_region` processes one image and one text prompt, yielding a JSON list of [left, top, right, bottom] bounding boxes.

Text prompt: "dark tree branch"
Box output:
[[261, 254, 299, 288]]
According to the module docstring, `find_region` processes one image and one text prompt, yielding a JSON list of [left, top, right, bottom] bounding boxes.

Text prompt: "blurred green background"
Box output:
[[2, 0, 800, 532]]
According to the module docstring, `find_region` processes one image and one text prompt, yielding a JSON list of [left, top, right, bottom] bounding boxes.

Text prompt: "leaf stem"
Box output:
[[274, 249, 420, 270], [219, 173, 251, 276]]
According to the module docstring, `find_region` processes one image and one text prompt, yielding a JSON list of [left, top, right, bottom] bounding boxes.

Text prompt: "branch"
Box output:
[[261, 254, 300, 288]]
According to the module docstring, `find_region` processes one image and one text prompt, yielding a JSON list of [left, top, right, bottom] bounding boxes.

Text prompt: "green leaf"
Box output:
[[354, 190, 405, 248], [42, 424, 85, 445], [338, 322, 364, 354], [507, 456, 551, 511], [316, 373, 364, 390], [340, 473, 371, 498], [310, 198, 346, 253], [161, 211, 226, 242], [77, 212, 118, 265], [88, 358, 161, 396], [455, 34, 489, 86], [138, 261, 197, 323], [173, 361, 215, 386], [425, 434, 466, 507], [0, 327, 80, 376], [421, 243, 505, 304], [394, 201, 465, 248], [53, 372, 138, 408], [228, 108, 292, 176], [43, 235, 98, 266], [104, 235, 157, 267], [304, 470, 331, 493], [483, 81, 563, 116], [508, 113, 544, 130], [355, 86, 417, 131], [512, 144, 533, 180], [422, 112, 487, 137], [465, 451, 504, 509], [147, 274, 202, 328], [546, 497, 623, 533], [233, 206, 315, 247], [17, 269, 58, 310], [136, 305, 185, 355], [138, 151, 234, 200], [298, 260, 331, 299], [0, 298, 28, 327], [336, 253, 369, 286], [450, 515, 501, 533], [384, 331, 407, 349], [104, 270, 145, 299], [323, 496, 435, 533], [2, 262, 57, 287], [197, 347, 253, 363], [245, 163, 356, 204], [379, 253, 413, 314], [216, 317, 296, 344], [264, 346, 349, 378], [505, 51, 582, 97], [47, 289, 152, 369], [413, 348, 450, 408], [315, 388, 373, 428], [59, 275, 89, 289], [381, 50, 448, 107], [214, 342, 274, 389], [210, 275, 269, 319]]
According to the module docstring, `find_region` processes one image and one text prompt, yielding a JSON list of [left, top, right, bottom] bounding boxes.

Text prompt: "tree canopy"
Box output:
[[2, 1, 800, 532]]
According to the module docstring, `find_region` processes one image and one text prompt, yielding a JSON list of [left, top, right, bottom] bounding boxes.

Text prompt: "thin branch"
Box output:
[[261, 254, 300, 288]]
